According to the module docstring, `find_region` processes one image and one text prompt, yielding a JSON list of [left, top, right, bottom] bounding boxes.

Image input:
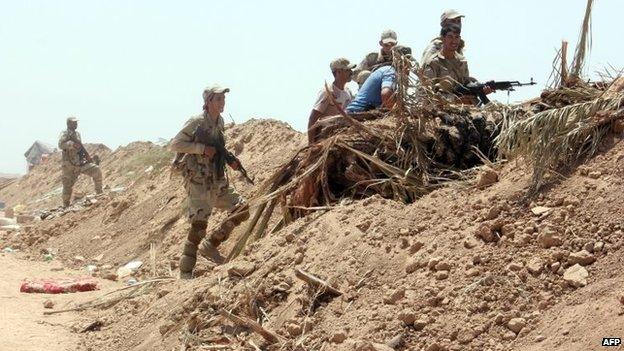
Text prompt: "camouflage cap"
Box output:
[[66, 116, 78, 123], [330, 58, 356, 72], [380, 29, 398, 44], [202, 85, 230, 101], [440, 9, 465, 24]]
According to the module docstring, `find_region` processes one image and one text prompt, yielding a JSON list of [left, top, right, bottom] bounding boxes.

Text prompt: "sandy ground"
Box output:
[[0, 253, 118, 351]]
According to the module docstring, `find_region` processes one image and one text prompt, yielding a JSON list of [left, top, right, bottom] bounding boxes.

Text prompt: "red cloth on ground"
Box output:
[[20, 277, 99, 294]]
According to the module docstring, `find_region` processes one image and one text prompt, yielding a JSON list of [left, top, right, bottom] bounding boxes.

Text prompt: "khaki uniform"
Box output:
[[58, 129, 102, 207], [423, 51, 475, 93], [354, 50, 392, 84], [421, 37, 465, 66], [171, 113, 249, 275]]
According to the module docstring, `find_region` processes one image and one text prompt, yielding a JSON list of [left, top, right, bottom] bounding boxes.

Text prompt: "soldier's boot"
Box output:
[[198, 203, 249, 264], [178, 221, 207, 279], [62, 187, 72, 207]]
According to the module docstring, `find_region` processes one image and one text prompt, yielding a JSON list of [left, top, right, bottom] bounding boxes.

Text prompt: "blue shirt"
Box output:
[[346, 66, 396, 113]]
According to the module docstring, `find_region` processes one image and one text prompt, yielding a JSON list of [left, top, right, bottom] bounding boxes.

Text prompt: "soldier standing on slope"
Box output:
[[170, 85, 250, 279], [58, 116, 103, 207]]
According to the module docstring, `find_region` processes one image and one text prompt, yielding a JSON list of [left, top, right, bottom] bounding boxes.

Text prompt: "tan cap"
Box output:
[[440, 9, 464, 24], [202, 85, 230, 101], [330, 58, 356, 72], [380, 29, 398, 44], [66, 116, 78, 123]]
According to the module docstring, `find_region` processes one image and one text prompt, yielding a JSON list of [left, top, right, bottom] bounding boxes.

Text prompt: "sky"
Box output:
[[0, 0, 621, 174]]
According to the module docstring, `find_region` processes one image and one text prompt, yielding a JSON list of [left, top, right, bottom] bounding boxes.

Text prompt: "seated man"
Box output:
[[423, 24, 491, 104], [421, 9, 466, 66], [307, 58, 355, 144], [353, 29, 398, 80], [346, 45, 414, 113]]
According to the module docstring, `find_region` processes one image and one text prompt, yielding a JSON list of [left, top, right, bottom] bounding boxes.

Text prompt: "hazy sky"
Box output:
[[1, 0, 620, 174]]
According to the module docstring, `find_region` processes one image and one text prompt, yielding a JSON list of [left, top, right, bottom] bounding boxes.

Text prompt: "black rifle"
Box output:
[[194, 126, 255, 185], [454, 78, 536, 105], [69, 134, 99, 165]]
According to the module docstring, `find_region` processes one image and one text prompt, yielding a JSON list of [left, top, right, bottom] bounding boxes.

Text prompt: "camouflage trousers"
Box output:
[[62, 163, 103, 207], [179, 179, 249, 274]]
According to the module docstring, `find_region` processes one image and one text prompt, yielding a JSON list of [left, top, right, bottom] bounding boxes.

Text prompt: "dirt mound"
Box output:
[[1, 115, 623, 351]]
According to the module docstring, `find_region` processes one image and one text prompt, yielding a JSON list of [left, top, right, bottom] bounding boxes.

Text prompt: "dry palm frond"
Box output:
[[570, 0, 594, 78], [497, 93, 624, 192]]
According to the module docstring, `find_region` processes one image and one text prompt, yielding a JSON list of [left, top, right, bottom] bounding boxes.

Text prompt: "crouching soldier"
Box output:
[[170, 85, 250, 279], [58, 116, 103, 207]]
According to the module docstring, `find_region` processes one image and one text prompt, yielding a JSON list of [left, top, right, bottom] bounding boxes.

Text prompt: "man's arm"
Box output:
[[381, 87, 395, 109], [58, 131, 75, 150], [307, 109, 324, 144], [380, 68, 397, 109], [170, 119, 207, 155]]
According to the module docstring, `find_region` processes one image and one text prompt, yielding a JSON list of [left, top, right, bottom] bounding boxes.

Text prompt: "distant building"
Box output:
[[24, 141, 56, 171]]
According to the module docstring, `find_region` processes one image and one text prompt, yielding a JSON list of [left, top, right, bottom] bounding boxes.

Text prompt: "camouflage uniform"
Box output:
[[170, 106, 249, 277], [423, 51, 475, 93], [353, 50, 393, 85], [421, 37, 465, 66], [58, 123, 103, 207]]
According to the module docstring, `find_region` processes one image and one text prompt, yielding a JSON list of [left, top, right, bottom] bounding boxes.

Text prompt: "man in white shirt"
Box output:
[[307, 58, 355, 144]]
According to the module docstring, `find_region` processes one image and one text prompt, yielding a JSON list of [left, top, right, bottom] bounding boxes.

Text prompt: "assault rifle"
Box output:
[[194, 126, 255, 185], [454, 78, 536, 106], [69, 135, 99, 166]]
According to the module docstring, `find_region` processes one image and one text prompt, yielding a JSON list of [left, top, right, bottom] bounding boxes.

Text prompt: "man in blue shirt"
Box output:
[[346, 45, 414, 113]]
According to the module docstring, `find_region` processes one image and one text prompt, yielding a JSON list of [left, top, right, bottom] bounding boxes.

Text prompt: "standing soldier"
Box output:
[[170, 85, 250, 279], [58, 116, 103, 207]]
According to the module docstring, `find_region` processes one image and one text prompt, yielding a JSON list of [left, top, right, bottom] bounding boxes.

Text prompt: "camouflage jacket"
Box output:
[[421, 37, 465, 66], [354, 50, 393, 77], [170, 113, 227, 185], [58, 129, 83, 167]]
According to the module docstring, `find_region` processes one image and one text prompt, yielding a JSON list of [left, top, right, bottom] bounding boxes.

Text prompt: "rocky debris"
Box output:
[[531, 206, 552, 216], [526, 259, 544, 275], [413, 319, 428, 331], [502, 331, 517, 340], [383, 288, 405, 305], [0, 217, 17, 226], [116, 260, 143, 278], [43, 299, 54, 309], [356, 341, 394, 351], [507, 317, 527, 334], [568, 250, 596, 266], [538, 227, 562, 248], [16, 215, 35, 224], [475, 167, 498, 188], [405, 257, 423, 274], [435, 271, 449, 280], [397, 310, 416, 326], [331, 331, 348, 343], [563, 264, 589, 287], [102, 272, 118, 281], [227, 261, 256, 277], [463, 237, 479, 249]]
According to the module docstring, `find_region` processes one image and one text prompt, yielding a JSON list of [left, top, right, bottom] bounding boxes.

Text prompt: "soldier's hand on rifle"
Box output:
[[483, 86, 494, 95], [202, 146, 217, 159]]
